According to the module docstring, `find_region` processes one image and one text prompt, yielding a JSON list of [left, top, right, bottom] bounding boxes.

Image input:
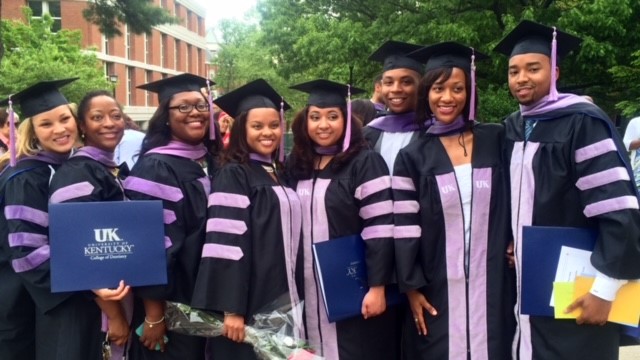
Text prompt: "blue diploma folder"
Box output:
[[49, 200, 167, 292], [521, 226, 597, 317], [312, 234, 400, 322]]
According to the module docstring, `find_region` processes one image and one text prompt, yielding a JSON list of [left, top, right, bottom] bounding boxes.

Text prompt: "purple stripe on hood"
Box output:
[[366, 112, 421, 132], [146, 141, 208, 160], [520, 93, 590, 117], [18, 151, 69, 165], [72, 146, 117, 167]]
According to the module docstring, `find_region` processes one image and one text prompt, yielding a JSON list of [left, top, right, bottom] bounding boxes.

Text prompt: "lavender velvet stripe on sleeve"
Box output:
[[8, 232, 48, 248], [201, 243, 244, 260], [354, 176, 391, 200], [4, 205, 49, 227], [163, 209, 177, 224], [208, 192, 250, 208], [123, 176, 184, 202], [393, 225, 421, 239], [361, 224, 394, 240], [391, 176, 416, 191], [164, 236, 173, 249], [393, 200, 419, 214], [206, 218, 248, 235], [12, 245, 50, 273], [576, 167, 630, 190], [575, 138, 617, 163], [583, 196, 639, 218], [50, 181, 95, 203], [359, 200, 394, 219]]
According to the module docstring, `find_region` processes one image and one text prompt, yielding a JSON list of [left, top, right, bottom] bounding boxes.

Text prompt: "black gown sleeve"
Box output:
[[353, 150, 395, 286], [571, 116, 640, 279], [192, 164, 253, 315], [392, 147, 427, 292], [4, 167, 70, 311], [49, 159, 123, 203]]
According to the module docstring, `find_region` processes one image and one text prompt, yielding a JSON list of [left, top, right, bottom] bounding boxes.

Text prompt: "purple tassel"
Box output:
[[206, 79, 215, 140], [8, 97, 16, 167], [550, 27, 558, 101], [279, 98, 285, 162], [342, 84, 352, 152], [469, 48, 477, 121]]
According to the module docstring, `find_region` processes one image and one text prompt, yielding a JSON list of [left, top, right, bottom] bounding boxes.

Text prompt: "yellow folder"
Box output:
[[553, 276, 640, 326]]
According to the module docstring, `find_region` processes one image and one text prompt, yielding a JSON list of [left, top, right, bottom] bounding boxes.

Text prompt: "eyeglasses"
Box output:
[[168, 103, 210, 113]]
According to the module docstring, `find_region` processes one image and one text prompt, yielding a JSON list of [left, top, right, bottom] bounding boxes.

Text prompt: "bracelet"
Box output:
[[224, 312, 236, 316], [144, 316, 165, 328]]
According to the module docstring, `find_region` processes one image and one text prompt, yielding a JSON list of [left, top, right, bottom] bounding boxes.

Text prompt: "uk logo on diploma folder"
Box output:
[[49, 200, 167, 292]]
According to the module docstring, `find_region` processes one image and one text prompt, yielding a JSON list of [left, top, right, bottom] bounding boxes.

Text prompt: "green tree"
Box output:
[[82, 0, 178, 38], [217, 0, 639, 120], [0, 9, 111, 109]]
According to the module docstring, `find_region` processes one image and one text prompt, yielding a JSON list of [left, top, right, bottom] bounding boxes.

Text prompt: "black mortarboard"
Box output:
[[493, 20, 582, 59], [214, 79, 291, 118], [408, 42, 489, 72], [0, 78, 77, 118], [138, 73, 211, 102], [368, 40, 425, 74], [290, 79, 365, 108]]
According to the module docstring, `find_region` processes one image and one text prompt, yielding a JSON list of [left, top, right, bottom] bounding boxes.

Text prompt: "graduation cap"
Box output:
[[0, 78, 77, 118], [408, 42, 488, 120], [494, 20, 582, 101], [138, 73, 211, 103], [0, 78, 77, 167], [214, 79, 291, 161], [493, 20, 582, 60], [138, 73, 217, 139], [290, 79, 366, 152], [369, 40, 425, 74], [290, 79, 365, 108]]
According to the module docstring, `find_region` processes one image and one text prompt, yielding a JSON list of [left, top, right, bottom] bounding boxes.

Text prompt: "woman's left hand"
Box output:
[[92, 280, 130, 301], [361, 286, 386, 319]]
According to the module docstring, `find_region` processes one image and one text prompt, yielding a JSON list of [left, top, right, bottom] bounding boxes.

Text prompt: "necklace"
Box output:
[[262, 165, 275, 173]]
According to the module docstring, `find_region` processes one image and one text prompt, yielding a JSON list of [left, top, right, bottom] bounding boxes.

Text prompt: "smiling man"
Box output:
[[495, 20, 640, 360], [364, 41, 426, 172]]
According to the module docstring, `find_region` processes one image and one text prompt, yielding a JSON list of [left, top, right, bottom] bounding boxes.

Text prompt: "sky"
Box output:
[[194, 0, 259, 28]]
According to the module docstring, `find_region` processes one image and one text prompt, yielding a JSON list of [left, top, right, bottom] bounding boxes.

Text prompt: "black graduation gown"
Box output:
[[505, 102, 640, 360], [0, 159, 59, 360], [123, 152, 213, 360], [191, 160, 304, 360], [393, 123, 515, 360], [45, 153, 127, 360], [289, 149, 397, 360]]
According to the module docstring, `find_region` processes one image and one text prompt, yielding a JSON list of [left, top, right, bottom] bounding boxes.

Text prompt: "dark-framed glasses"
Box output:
[[168, 103, 210, 113]]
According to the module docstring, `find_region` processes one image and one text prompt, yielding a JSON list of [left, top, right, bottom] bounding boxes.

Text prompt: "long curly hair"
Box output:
[[285, 105, 367, 180]]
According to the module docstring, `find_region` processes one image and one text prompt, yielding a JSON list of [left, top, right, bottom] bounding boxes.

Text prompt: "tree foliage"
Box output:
[[82, 0, 178, 38], [213, 0, 640, 120], [0, 9, 111, 109]]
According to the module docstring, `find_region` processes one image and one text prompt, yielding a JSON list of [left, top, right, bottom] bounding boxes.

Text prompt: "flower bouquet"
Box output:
[[165, 295, 322, 360]]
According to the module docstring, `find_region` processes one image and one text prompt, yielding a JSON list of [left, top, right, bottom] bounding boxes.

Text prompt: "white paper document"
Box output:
[[549, 245, 597, 306]]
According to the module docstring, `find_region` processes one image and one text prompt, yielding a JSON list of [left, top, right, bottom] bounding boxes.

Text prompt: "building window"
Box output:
[[125, 27, 132, 59], [145, 70, 153, 106], [185, 10, 190, 30], [174, 39, 180, 70], [197, 48, 202, 75], [127, 66, 135, 106], [103, 35, 110, 55], [186, 44, 191, 72], [29, 0, 62, 32], [161, 34, 167, 67], [144, 33, 151, 64]]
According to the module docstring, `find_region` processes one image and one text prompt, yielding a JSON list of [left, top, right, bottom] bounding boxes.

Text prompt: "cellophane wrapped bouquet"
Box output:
[[165, 295, 323, 360]]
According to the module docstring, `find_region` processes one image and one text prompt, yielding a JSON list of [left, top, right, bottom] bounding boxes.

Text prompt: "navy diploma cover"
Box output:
[[313, 234, 400, 322], [49, 200, 167, 292]]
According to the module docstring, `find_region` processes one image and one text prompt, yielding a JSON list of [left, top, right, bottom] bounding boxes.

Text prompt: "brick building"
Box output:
[[1, 0, 209, 126]]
